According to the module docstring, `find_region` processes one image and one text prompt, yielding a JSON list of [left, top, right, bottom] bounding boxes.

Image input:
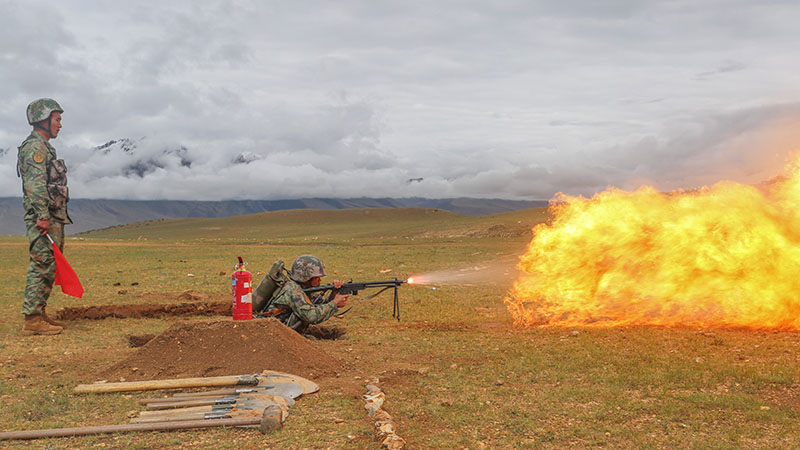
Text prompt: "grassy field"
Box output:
[[1, 207, 799, 449]]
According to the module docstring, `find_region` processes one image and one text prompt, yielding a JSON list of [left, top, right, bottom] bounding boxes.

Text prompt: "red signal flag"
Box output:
[[48, 235, 84, 298]]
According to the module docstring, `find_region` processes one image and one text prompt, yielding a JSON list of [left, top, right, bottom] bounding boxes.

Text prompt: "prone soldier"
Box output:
[[255, 255, 348, 333]]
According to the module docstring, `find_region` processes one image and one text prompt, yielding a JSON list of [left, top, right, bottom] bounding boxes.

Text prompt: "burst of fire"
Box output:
[[505, 156, 800, 330]]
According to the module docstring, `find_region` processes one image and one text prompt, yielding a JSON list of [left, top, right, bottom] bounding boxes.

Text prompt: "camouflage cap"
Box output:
[[290, 255, 326, 283], [26, 98, 63, 125]]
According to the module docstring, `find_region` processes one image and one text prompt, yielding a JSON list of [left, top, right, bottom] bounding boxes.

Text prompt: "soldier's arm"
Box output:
[[286, 284, 338, 324], [18, 143, 50, 221]]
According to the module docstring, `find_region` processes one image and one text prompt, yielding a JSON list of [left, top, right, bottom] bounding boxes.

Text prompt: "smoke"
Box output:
[[410, 256, 522, 287]]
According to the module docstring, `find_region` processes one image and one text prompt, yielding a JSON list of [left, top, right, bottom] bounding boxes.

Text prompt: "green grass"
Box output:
[[1, 207, 799, 449]]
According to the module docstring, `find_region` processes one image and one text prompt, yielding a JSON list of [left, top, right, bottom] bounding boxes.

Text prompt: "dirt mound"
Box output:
[[99, 319, 345, 382], [55, 301, 230, 320]]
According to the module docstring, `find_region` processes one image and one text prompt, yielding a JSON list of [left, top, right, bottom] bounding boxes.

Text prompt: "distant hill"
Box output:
[[0, 197, 548, 235], [79, 207, 552, 242]]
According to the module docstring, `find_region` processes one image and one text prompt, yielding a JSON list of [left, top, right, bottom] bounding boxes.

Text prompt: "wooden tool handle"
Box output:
[[131, 412, 210, 423], [138, 406, 217, 418], [140, 393, 238, 404], [146, 393, 287, 411], [0, 417, 261, 440], [146, 398, 227, 410], [74, 374, 258, 394], [131, 408, 263, 424], [172, 388, 242, 398], [138, 399, 282, 418]]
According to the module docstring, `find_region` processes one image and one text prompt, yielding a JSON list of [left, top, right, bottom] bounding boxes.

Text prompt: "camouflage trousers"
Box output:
[[22, 219, 64, 315]]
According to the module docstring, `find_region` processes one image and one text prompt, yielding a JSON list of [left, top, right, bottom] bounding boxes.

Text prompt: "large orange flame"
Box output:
[[506, 156, 800, 330]]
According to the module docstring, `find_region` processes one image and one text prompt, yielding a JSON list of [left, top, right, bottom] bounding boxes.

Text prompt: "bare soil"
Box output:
[[55, 300, 230, 320], [98, 318, 346, 382], [126, 333, 157, 347], [126, 325, 346, 347]]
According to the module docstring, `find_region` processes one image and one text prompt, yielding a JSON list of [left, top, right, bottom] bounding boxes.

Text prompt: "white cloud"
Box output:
[[2, 0, 800, 202]]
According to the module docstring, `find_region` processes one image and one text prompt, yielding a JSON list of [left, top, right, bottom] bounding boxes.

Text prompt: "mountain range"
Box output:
[[0, 197, 548, 235]]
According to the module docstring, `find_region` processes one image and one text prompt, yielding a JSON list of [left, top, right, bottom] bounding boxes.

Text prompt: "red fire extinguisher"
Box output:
[[231, 256, 252, 321]]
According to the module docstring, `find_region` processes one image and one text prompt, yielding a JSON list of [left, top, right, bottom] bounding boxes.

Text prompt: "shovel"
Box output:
[[74, 370, 318, 395]]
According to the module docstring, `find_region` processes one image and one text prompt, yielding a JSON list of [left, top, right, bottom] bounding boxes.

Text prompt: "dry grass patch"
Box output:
[[1, 208, 799, 448]]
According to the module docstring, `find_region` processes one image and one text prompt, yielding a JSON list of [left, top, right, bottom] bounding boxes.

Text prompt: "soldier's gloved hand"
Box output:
[[332, 280, 345, 289], [35, 219, 50, 235], [334, 294, 349, 308]]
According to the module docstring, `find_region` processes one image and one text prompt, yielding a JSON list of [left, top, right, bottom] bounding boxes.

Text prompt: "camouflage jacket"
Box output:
[[266, 279, 338, 330], [17, 132, 71, 223]]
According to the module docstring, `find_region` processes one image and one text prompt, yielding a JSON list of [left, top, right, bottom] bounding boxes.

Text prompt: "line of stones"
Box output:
[[363, 382, 405, 449]]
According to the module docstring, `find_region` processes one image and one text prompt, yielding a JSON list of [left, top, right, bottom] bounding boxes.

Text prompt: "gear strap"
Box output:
[[262, 308, 289, 317]]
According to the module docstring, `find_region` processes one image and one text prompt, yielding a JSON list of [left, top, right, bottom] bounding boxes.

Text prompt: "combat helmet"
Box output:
[[26, 98, 63, 125], [290, 255, 326, 283]]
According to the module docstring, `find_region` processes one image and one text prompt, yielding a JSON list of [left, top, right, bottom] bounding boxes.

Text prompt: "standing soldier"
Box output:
[[17, 98, 71, 336]]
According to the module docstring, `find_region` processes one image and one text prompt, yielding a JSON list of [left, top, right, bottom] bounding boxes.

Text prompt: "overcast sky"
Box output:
[[2, 0, 800, 201]]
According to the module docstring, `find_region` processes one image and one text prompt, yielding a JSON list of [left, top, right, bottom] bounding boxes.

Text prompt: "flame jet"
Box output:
[[506, 156, 800, 330]]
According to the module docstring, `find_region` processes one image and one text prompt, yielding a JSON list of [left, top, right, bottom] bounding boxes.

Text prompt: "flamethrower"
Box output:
[[303, 278, 411, 320]]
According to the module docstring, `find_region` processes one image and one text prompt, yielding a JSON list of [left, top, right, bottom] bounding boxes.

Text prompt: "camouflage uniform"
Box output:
[[262, 255, 338, 331], [266, 279, 339, 331], [17, 130, 71, 316]]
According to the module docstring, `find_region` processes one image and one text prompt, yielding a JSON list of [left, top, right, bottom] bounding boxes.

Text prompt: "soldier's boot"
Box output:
[[22, 314, 63, 336], [41, 306, 66, 328]]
